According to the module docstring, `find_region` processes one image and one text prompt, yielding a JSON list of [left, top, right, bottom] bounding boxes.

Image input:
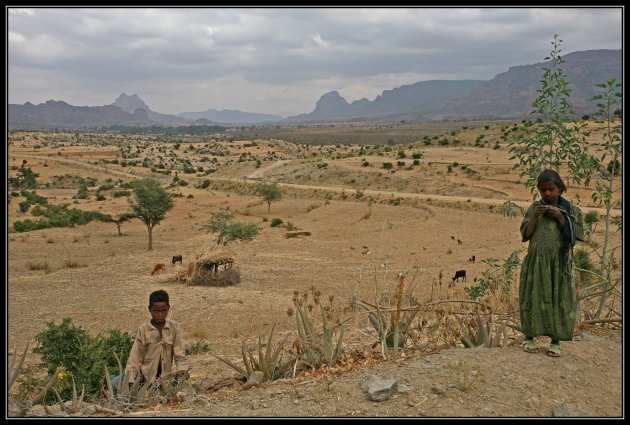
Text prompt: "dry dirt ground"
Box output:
[[6, 123, 623, 418]]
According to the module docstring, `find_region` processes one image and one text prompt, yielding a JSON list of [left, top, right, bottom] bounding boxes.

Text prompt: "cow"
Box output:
[[172, 255, 183, 265], [151, 263, 166, 275], [452, 270, 466, 283]]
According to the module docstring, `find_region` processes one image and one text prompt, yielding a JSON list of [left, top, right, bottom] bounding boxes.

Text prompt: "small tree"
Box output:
[[111, 211, 137, 236], [508, 34, 593, 197], [256, 181, 283, 213], [585, 78, 622, 319], [203, 210, 259, 246], [129, 178, 174, 250], [8, 160, 39, 190]]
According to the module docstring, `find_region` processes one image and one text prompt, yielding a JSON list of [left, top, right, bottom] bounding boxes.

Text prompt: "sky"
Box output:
[[7, 7, 623, 118]]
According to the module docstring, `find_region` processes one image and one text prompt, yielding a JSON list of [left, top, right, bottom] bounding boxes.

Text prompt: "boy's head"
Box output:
[[149, 289, 169, 307], [148, 289, 170, 325]]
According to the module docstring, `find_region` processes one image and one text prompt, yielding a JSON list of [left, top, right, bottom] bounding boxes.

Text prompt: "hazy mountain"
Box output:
[[418, 49, 622, 121], [111, 93, 188, 125], [178, 108, 283, 124], [288, 49, 621, 123], [8, 49, 621, 129], [286, 80, 483, 122], [8, 100, 153, 129]]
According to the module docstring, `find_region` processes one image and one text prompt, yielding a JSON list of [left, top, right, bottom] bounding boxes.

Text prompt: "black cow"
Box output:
[[452, 270, 466, 283], [172, 255, 183, 265]]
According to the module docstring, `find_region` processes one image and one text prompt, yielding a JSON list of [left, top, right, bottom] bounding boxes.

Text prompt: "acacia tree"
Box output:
[[203, 210, 259, 246], [256, 181, 283, 213], [8, 160, 39, 190], [129, 178, 174, 250], [110, 211, 137, 236]]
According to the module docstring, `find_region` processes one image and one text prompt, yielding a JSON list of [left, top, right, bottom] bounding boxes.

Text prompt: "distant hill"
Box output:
[[8, 49, 621, 129], [178, 108, 283, 124], [111, 93, 188, 125], [7, 100, 154, 129], [418, 49, 622, 121], [285, 80, 483, 122], [288, 49, 621, 123]]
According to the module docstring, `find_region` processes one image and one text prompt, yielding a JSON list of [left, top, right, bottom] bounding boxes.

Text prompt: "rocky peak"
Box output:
[[112, 93, 151, 114]]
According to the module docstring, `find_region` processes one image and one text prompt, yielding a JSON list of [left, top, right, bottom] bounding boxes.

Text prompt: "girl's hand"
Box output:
[[534, 205, 548, 218], [544, 206, 566, 225]]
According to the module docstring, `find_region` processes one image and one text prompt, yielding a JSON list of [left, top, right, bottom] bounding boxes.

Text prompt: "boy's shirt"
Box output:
[[125, 318, 189, 384]]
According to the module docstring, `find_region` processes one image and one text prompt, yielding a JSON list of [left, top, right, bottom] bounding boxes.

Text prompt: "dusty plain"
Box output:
[[7, 120, 623, 417]]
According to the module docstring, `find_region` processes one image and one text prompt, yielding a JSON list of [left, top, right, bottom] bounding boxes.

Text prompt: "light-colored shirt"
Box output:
[[125, 318, 189, 384]]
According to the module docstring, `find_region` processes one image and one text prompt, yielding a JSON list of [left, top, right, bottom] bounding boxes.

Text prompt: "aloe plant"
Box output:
[[457, 313, 508, 348], [212, 324, 296, 382], [293, 299, 344, 368]]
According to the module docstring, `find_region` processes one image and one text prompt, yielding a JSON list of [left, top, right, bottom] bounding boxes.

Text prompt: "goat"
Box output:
[[468, 255, 476, 264], [457, 239, 463, 245], [151, 263, 166, 275], [172, 255, 183, 265], [452, 270, 466, 283]]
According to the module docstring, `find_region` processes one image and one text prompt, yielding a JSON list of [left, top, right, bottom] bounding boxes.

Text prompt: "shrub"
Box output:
[[270, 218, 284, 227], [185, 340, 210, 355], [33, 318, 133, 401]]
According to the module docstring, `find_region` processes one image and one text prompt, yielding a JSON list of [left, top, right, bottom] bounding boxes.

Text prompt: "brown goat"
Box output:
[[151, 263, 166, 275]]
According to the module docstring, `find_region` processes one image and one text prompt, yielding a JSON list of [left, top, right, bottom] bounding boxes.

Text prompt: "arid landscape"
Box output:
[[7, 120, 623, 417]]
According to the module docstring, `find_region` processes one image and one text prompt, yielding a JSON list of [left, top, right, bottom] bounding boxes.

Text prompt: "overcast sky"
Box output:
[[7, 7, 623, 118]]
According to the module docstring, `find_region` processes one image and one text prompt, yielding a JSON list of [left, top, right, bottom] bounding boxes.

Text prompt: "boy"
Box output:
[[112, 289, 189, 389]]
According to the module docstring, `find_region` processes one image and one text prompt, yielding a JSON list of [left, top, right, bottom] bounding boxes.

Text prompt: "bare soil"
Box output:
[[7, 123, 623, 418]]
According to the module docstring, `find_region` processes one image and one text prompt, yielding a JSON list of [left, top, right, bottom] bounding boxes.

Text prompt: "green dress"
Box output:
[[519, 196, 584, 341]]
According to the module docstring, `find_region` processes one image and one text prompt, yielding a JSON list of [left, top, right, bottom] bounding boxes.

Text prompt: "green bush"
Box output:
[[185, 340, 210, 355], [270, 218, 284, 227], [112, 190, 131, 198], [33, 318, 133, 401]]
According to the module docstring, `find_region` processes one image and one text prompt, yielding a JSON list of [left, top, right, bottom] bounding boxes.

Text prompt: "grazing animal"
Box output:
[[172, 255, 183, 265], [451, 236, 455, 240], [151, 263, 166, 275], [457, 239, 463, 245], [452, 270, 467, 283], [468, 255, 476, 264]]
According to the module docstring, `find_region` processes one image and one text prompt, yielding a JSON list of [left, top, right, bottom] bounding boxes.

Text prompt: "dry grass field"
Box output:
[[7, 120, 622, 417]]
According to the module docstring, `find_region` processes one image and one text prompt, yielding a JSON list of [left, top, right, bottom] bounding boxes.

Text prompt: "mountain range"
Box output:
[[8, 49, 620, 129]]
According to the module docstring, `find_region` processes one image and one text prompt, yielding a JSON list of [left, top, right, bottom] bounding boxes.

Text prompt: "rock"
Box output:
[[525, 396, 541, 409], [368, 379, 397, 402], [396, 384, 412, 394], [431, 384, 447, 395], [243, 371, 265, 389], [552, 402, 589, 417]]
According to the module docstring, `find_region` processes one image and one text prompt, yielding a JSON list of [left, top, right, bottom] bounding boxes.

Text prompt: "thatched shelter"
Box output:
[[175, 249, 239, 286]]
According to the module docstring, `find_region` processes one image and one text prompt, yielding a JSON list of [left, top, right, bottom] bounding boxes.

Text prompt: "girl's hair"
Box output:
[[149, 289, 170, 306], [537, 169, 566, 193]]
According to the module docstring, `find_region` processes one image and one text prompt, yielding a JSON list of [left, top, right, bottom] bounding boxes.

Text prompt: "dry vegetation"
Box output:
[[7, 120, 622, 417]]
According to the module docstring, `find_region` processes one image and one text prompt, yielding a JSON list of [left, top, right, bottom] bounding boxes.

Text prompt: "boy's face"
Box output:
[[149, 301, 169, 325]]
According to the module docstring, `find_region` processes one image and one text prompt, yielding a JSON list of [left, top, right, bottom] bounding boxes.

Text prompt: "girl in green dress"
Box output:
[[519, 169, 584, 357]]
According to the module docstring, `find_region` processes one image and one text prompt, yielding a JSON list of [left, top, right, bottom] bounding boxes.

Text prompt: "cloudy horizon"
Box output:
[[7, 7, 623, 118]]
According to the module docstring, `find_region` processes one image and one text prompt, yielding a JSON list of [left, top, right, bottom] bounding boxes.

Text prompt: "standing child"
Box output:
[[112, 289, 189, 390], [519, 169, 584, 357]]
